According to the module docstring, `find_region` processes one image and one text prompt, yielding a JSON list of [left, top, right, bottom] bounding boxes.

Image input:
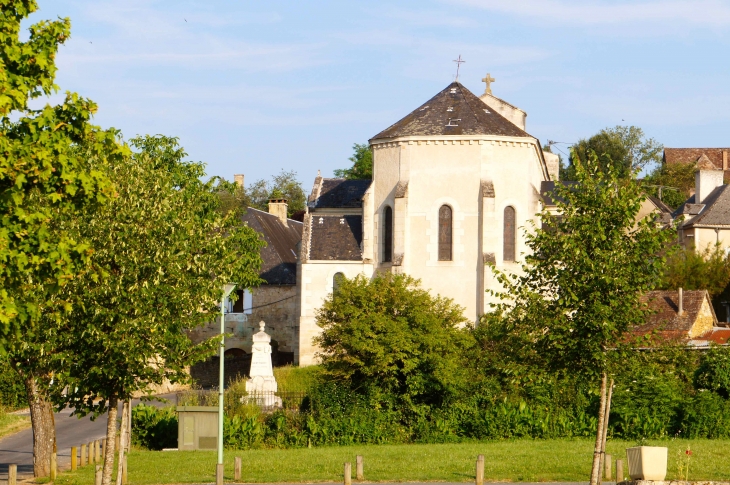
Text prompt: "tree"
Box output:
[[643, 161, 696, 210], [314, 273, 473, 413], [487, 150, 671, 484], [333, 143, 373, 180], [245, 169, 306, 217], [563, 126, 663, 180], [48, 135, 265, 485], [0, 0, 124, 332]]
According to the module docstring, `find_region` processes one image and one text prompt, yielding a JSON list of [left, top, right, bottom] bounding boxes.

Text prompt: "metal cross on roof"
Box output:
[[482, 73, 495, 95], [453, 55, 465, 81]]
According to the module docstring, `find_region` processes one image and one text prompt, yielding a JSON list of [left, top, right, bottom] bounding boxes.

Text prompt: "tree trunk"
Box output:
[[598, 380, 614, 481], [590, 373, 607, 485], [103, 395, 119, 485], [24, 376, 56, 478], [116, 400, 129, 485]]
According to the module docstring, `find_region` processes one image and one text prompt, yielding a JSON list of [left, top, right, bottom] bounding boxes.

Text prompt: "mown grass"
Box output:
[[54, 439, 730, 484], [0, 411, 30, 439]]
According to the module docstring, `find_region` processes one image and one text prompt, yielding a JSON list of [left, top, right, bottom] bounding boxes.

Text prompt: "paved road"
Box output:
[[0, 393, 177, 480]]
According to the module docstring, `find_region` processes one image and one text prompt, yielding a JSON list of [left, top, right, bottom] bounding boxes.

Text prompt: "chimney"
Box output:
[[234, 174, 244, 188], [268, 198, 288, 224], [678, 287, 683, 316], [695, 156, 724, 204]]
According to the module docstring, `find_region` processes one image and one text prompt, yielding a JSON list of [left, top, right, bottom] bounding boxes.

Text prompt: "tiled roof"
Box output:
[[694, 328, 730, 345], [664, 148, 730, 169], [371, 82, 529, 141], [241, 208, 302, 285], [309, 215, 363, 261], [634, 290, 714, 336], [312, 179, 371, 209], [680, 185, 730, 228]]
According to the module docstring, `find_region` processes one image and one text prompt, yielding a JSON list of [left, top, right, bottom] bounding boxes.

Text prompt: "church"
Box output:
[[295, 78, 560, 365]]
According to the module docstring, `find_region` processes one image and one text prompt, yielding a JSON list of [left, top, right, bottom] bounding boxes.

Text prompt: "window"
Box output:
[[504, 206, 516, 262], [333, 272, 345, 294], [383, 206, 393, 263], [228, 289, 252, 314], [438, 205, 452, 261]]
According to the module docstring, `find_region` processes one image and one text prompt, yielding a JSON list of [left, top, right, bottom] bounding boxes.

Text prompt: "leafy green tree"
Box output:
[[562, 126, 662, 180], [0, 0, 125, 332], [334, 143, 373, 180], [314, 273, 473, 413], [487, 150, 671, 484], [245, 169, 306, 217], [643, 161, 696, 210], [48, 136, 264, 485]]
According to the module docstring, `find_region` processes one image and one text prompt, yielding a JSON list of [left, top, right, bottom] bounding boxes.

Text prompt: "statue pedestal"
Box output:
[[243, 321, 282, 409]]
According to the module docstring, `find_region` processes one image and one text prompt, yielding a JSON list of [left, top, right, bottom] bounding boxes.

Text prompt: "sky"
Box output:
[[27, 0, 730, 187]]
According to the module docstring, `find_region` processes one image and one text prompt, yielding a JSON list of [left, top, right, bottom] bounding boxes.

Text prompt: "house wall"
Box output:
[[371, 135, 547, 323], [691, 227, 730, 253], [188, 284, 297, 358], [691, 297, 716, 338]]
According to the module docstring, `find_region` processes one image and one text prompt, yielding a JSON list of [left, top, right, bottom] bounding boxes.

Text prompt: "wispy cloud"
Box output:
[[447, 0, 730, 27]]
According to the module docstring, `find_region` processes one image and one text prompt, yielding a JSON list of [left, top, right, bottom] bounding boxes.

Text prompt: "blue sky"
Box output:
[[29, 0, 730, 186]]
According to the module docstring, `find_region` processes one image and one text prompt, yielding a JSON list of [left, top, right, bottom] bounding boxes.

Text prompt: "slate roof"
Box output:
[[540, 181, 577, 206], [309, 215, 363, 261], [664, 148, 730, 169], [312, 178, 371, 209], [371, 82, 530, 140], [677, 185, 730, 228], [241, 208, 303, 285], [633, 290, 716, 338]]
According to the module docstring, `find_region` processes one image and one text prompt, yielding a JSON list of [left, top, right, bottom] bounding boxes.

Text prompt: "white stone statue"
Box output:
[[244, 321, 281, 408]]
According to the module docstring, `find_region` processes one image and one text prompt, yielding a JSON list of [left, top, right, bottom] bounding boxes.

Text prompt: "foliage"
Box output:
[[333, 143, 373, 180], [314, 273, 473, 413], [695, 346, 730, 398], [245, 169, 306, 217], [49, 135, 265, 418], [0, 0, 126, 330], [562, 126, 662, 180], [0, 354, 25, 410], [488, 150, 671, 380], [131, 404, 177, 450], [644, 161, 696, 210]]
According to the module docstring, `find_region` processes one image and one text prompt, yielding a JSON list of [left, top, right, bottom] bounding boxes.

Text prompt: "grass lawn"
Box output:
[[0, 412, 29, 439], [53, 439, 730, 485]]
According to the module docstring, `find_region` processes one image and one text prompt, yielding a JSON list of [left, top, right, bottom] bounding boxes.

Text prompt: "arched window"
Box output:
[[333, 272, 345, 294], [504, 206, 516, 262], [383, 206, 393, 263], [438, 205, 452, 261]]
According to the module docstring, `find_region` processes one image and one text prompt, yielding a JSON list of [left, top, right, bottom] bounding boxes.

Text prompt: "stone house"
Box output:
[[633, 289, 730, 347], [188, 200, 302, 385]]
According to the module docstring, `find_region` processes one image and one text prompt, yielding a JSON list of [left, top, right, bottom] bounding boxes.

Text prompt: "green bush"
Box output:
[[695, 346, 730, 398], [0, 357, 25, 410], [131, 404, 178, 450]]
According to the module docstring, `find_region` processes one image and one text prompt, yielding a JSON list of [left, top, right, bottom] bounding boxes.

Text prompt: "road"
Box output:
[[0, 393, 177, 480]]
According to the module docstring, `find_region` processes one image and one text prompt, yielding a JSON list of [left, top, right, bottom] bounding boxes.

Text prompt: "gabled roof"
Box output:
[[633, 290, 716, 339], [308, 215, 363, 261], [664, 148, 730, 169], [371, 82, 530, 141], [241, 208, 303, 285], [678, 185, 730, 228]]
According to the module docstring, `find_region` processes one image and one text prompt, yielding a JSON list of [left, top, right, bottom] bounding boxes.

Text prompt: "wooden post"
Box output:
[[115, 434, 120, 452], [476, 454, 485, 485], [88, 441, 94, 464], [616, 459, 624, 483], [356, 455, 364, 481], [122, 455, 128, 485], [344, 462, 352, 485], [101, 438, 106, 461], [71, 446, 78, 471], [605, 454, 612, 480], [216, 463, 224, 485], [93, 439, 99, 463], [235, 456, 242, 481], [8, 464, 16, 485], [50, 452, 57, 480], [81, 443, 87, 467], [95, 465, 103, 485]]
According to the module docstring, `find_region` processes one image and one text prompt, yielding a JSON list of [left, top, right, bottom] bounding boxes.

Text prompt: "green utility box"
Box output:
[[176, 406, 218, 451]]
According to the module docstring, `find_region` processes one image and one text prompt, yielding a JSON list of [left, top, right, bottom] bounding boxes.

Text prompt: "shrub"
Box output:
[[695, 345, 730, 398], [131, 404, 178, 450]]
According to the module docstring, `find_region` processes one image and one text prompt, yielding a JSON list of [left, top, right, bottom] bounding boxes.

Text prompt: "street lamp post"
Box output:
[[217, 283, 236, 485]]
